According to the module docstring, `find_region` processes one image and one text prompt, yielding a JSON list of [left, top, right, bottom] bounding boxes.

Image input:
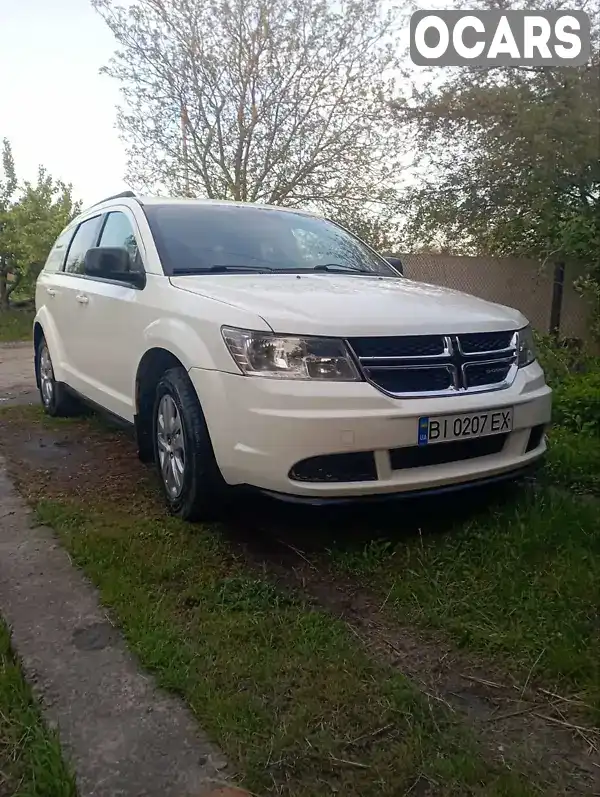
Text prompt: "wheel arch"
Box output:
[[32, 309, 67, 385], [135, 347, 185, 411], [33, 321, 45, 388], [133, 346, 187, 462]]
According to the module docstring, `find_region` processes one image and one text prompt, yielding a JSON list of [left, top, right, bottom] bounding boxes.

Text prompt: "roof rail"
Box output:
[[91, 189, 138, 206]]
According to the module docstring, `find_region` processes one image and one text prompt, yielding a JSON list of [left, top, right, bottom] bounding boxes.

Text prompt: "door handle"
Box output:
[[46, 287, 56, 297], [76, 294, 89, 305]]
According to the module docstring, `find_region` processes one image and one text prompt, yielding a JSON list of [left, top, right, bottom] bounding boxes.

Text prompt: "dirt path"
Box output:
[[0, 341, 37, 405], [0, 462, 237, 797], [0, 346, 247, 797]]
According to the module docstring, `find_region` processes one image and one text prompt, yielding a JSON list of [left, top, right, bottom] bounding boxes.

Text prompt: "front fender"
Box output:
[[33, 307, 68, 383], [142, 318, 223, 372]]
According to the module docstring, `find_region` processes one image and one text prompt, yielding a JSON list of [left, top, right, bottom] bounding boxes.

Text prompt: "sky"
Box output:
[[0, 0, 128, 207], [0, 0, 432, 209]]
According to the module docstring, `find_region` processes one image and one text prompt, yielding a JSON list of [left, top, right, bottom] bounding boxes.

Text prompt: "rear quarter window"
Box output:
[[43, 228, 75, 273]]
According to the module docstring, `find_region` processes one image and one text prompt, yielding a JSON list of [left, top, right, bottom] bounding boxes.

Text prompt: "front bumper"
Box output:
[[188, 362, 552, 498], [258, 463, 542, 506]]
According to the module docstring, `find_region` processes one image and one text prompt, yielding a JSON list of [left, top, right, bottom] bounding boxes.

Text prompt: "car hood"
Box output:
[[169, 273, 527, 336]]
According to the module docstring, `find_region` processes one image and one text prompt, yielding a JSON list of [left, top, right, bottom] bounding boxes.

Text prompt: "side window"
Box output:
[[43, 228, 74, 273], [98, 211, 143, 272], [64, 216, 103, 274]]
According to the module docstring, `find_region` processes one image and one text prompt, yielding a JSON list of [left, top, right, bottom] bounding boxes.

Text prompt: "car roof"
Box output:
[[79, 192, 320, 218], [140, 196, 316, 214]]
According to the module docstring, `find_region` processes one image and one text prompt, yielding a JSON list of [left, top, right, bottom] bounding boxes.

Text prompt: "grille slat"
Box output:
[[348, 335, 445, 358], [348, 331, 518, 397], [464, 360, 513, 388], [458, 331, 515, 354], [363, 366, 454, 394]]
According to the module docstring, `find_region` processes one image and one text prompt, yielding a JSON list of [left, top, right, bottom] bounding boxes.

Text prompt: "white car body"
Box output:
[[34, 194, 552, 513]]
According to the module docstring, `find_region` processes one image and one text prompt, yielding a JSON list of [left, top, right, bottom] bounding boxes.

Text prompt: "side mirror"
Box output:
[[384, 256, 404, 276], [84, 247, 145, 288]]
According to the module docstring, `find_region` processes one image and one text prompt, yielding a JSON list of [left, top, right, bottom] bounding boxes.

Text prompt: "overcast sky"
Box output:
[[0, 0, 128, 207]]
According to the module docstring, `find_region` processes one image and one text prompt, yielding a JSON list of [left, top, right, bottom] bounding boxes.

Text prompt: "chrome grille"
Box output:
[[347, 331, 519, 397]]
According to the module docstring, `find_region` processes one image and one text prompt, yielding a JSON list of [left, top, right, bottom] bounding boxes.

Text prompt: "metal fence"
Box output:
[[396, 252, 597, 345]]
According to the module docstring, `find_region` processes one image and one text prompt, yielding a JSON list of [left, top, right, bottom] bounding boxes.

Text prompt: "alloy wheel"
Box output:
[[156, 394, 186, 498], [39, 344, 54, 407]]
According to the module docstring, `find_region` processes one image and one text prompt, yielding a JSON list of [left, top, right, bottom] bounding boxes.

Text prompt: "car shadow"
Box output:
[[219, 479, 525, 560], [60, 407, 529, 559]]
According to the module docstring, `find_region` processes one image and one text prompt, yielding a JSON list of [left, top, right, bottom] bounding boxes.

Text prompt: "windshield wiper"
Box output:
[[172, 263, 368, 275], [172, 264, 274, 275], [311, 263, 368, 274], [208, 264, 274, 273]]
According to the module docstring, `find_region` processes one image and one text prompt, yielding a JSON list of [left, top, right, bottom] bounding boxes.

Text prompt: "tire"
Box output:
[[36, 336, 82, 417], [152, 366, 227, 521]]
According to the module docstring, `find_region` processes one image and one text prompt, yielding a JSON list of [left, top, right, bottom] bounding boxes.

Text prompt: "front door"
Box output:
[[67, 209, 149, 421]]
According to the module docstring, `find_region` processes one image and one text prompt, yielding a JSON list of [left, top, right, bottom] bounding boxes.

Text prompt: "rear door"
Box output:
[[47, 215, 104, 394], [35, 227, 76, 374]]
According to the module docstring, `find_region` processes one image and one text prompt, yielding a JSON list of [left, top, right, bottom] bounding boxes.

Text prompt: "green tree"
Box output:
[[396, 62, 599, 263], [393, 1, 599, 275], [0, 139, 18, 310], [0, 139, 79, 310]]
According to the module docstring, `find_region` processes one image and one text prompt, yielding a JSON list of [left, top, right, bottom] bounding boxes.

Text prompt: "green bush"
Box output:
[[534, 332, 597, 387], [533, 332, 600, 434], [0, 307, 34, 343], [552, 370, 600, 435]]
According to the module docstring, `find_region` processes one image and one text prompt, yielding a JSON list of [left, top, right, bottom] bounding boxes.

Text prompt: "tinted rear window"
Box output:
[[143, 204, 397, 277]]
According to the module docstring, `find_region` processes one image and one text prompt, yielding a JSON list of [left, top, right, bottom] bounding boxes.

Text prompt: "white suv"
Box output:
[[34, 192, 552, 520]]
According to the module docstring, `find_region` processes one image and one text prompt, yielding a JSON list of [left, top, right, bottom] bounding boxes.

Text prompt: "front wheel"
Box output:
[[152, 367, 227, 521]]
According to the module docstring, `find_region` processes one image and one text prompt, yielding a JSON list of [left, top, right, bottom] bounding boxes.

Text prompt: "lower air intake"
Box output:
[[390, 434, 508, 470], [289, 451, 377, 483]]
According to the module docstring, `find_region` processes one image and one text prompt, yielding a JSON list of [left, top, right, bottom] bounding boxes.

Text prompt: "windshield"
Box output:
[[143, 203, 399, 277]]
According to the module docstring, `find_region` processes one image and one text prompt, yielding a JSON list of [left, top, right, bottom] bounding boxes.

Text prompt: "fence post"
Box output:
[[549, 261, 565, 337]]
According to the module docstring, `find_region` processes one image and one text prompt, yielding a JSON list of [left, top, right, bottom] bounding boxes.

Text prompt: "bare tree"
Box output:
[[93, 0, 408, 214]]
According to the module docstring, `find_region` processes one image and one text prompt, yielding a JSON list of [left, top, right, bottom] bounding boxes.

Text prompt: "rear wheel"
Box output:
[[36, 336, 81, 417], [152, 367, 227, 521]]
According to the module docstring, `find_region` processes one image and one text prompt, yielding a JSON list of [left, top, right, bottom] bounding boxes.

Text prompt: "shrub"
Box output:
[[534, 332, 596, 387], [552, 370, 600, 435]]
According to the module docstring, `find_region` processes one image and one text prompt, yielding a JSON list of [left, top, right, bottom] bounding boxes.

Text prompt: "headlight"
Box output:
[[221, 327, 361, 381], [517, 325, 536, 367]]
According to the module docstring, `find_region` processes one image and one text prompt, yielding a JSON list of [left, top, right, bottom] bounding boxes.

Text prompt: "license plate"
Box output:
[[417, 408, 513, 445]]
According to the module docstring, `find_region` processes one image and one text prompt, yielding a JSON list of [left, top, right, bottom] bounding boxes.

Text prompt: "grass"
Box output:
[[0, 620, 76, 797], [0, 404, 595, 793], [544, 426, 600, 496], [29, 498, 541, 796], [329, 455, 600, 715], [0, 308, 34, 343], [0, 405, 544, 795]]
